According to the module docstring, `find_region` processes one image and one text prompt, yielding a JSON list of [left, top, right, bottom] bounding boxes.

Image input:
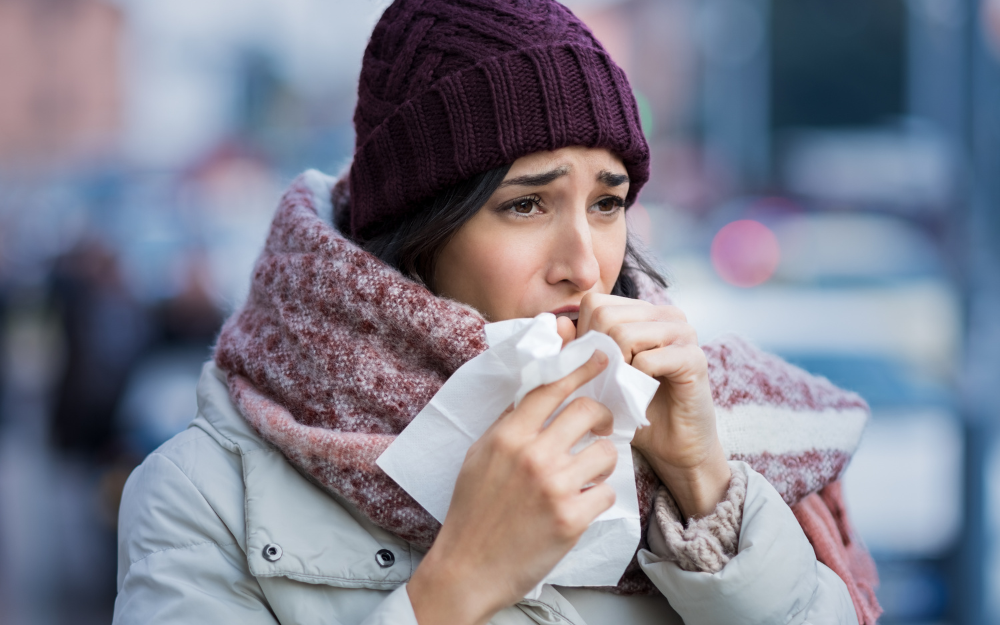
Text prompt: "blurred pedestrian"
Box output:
[[48, 238, 150, 459], [151, 250, 224, 350], [114, 2, 880, 624]]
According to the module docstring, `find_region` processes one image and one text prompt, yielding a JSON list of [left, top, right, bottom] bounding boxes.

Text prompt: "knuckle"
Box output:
[[540, 475, 568, 500], [571, 396, 601, 416], [689, 345, 708, 366], [591, 305, 611, 328], [518, 448, 547, 478], [552, 508, 582, 540], [665, 305, 688, 322], [490, 430, 519, 456], [607, 324, 627, 344], [682, 324, 699, 343]]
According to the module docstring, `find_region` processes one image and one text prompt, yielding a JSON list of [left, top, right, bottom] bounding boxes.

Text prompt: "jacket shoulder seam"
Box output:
[[151, 427, 221, 457], [191, 412, 245, 450], [129, 539, 240, 567], [131, 450, 242, 563]]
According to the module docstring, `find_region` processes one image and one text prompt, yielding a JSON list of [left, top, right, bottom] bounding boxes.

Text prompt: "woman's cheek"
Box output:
[[436, 228, 523, 321], [482, 241, 546, 319]]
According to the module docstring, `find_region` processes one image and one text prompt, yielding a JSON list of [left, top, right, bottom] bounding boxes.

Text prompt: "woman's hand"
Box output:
[[408, 352, 618, 625], [576, 293, 731, 520]]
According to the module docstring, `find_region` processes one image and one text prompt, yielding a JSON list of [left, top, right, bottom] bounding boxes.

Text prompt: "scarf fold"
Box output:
[[215, 170, 880, 620]]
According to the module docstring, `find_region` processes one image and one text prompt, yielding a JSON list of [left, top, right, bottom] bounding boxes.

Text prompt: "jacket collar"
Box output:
[[192, 362, 419, 589]]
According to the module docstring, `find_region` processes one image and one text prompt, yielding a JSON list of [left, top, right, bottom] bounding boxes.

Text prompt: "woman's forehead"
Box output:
[[504, 147, 627, 181]]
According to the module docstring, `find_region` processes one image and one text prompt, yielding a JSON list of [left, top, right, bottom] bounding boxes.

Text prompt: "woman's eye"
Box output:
[[594, 197, 624, 213], [506, 197, 540, 215]]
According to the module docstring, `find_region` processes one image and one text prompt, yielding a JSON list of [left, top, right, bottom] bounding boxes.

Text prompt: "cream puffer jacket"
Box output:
[[113, 362, 858, 625]]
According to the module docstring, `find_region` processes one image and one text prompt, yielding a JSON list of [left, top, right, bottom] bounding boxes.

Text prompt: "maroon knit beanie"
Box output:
[[348, 0, 650, 239]]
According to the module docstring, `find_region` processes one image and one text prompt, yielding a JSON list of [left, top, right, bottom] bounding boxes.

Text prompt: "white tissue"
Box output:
[[376, 312, 660, 592]]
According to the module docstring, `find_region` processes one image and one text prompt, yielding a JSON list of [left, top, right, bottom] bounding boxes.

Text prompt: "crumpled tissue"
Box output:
[[376, 312, 660, 593]]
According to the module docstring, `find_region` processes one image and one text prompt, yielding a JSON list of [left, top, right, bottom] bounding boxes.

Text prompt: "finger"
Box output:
[[632, 343, 708, 383], [565, 438, 618, 487], [556, 315, 576, 348], [585, 303, 686, 338], [570, 482, 617, 525], [607, 321, 698, 364], [538, 440, 616, 509], [511, 350, 609, 434], [538, 397, 614, 451], [577, 292, 632, 336]]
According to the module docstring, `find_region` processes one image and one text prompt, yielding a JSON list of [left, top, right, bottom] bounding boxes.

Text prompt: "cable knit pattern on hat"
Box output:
[[215, 171, 881, 616], [649, 464, 748, 574], [348, 0, 649, 239]]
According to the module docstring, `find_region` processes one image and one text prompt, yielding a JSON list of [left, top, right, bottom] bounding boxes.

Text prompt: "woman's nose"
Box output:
[[545, 212, 601, 291]]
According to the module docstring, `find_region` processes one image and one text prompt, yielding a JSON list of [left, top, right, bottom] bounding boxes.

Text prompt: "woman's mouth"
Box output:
[[552, 308, 580, 328]]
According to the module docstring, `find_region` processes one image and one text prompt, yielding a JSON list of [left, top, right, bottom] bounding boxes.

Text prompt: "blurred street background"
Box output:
[[1, 0, 999, 623]]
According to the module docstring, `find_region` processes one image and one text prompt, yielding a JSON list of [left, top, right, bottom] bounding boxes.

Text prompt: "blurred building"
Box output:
[[0, 0, 121, 168]]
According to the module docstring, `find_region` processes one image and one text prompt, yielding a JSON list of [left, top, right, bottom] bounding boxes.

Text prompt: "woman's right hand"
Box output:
[[407, 351, 618, 625]]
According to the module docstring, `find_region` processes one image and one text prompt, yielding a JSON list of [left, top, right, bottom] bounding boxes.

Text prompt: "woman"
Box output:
[[114, 1, 881, 623]]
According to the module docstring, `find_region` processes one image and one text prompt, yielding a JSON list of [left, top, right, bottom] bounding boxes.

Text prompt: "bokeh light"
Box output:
[[710, 219, 781, 287]]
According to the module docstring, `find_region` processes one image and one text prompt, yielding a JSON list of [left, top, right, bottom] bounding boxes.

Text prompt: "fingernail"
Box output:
[[593, 350, 608, 365]]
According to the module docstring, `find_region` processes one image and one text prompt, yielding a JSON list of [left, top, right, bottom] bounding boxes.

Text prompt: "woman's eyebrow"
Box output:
[[597, 170, 629, 187], [499, 166, 570, 188]]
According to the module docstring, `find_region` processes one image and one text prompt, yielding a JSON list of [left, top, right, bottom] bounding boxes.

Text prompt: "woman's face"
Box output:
[[434, 146, 629, 322]]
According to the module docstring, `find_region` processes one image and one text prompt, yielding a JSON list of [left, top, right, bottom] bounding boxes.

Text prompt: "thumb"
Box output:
[[556, 315, 576, 348]]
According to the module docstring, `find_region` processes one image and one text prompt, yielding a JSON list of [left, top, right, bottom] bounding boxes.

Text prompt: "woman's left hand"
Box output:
[[571, 293, 731, 520]]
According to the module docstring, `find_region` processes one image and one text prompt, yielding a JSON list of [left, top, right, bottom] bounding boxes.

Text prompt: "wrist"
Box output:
[[407, 548, 497, 625], [645, 446, 731, 520]]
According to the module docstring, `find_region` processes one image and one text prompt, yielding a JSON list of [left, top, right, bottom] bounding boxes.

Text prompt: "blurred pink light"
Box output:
[[710, 219, 781, 287]]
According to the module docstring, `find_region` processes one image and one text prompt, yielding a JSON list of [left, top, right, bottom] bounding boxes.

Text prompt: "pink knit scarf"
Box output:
[[214, 171, 881, 621]]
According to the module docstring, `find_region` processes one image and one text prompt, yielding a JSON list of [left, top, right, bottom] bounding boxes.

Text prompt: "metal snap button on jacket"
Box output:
[[262, 543, 283, 562], [375, 549, 395, 568]]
